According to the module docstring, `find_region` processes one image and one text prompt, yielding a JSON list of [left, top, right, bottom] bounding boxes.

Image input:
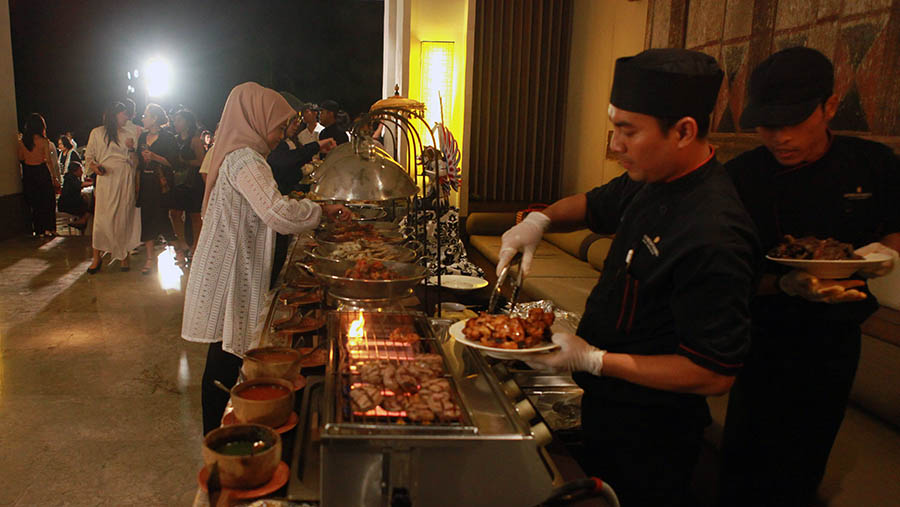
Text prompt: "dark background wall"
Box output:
[[646, 0, 900, 136], [10, 0, 384, 144]]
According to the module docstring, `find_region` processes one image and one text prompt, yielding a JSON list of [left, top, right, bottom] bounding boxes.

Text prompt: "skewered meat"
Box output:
[[380, 394, 410, 412], [411, 353, 444, 373], [349, 384, 383, 412], [389, 327, 421, 345], [405, 395, 437, 422], [769, 235, 862, 260], [412, 379, 461, 421], [357, 361, 387, 385], [462, 309, 555, 349], [343, 259, 401, 280]]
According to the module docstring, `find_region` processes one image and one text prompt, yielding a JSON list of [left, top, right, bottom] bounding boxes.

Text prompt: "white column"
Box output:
[[0, 0, 21, 197], [382, 0, 411, 166]]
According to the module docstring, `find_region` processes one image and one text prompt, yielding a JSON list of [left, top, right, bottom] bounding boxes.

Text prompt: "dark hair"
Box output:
[[22, 113, 47, 151], [104, 102, 127, 146], [174, 109, 198, 139], [67, 160, 83, 174], [58, 134, 73, 150], [336, 110, 351, 131], [656, 114, 710, 139], [144, 103, 168, 127]]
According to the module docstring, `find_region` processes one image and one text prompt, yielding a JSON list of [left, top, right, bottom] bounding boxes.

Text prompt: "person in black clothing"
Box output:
[[317, 99, 349, 149], [719, 47, 900, 507], [500, 49, 760, 507], [267, 112, 337, 285], [57, 161, 91, 229], [171, 109, 206, 264], [57, 135, 82, 176], [136, 103, 178, 275]]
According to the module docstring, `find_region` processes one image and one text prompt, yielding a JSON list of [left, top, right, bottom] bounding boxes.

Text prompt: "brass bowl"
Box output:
[[202, 424, 282, 489], [243, 347, 302, 381], [231, 378, 295, 428]]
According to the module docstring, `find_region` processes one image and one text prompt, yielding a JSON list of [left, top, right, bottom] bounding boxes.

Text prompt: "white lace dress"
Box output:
[[181, 147, 321, 356]]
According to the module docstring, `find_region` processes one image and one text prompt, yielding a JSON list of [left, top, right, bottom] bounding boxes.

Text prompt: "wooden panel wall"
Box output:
[[468, 0, 573, 209], [646, 0, 900, 136]]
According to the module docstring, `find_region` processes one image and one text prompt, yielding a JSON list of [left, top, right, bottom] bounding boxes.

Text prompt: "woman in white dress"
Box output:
[[83, 102, 142, 273], [182, 82, 347, 434]]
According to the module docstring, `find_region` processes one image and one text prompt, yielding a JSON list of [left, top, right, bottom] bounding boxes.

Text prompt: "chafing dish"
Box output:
[[310, 240, 417, 263], [297, 258, 426, 300]]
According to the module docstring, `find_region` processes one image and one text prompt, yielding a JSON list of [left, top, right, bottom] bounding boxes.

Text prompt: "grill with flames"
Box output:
[[302, 310, 562, 506], [337, 311, 468, 427]]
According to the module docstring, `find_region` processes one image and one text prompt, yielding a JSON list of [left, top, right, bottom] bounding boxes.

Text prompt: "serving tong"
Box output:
[[488, 255, 524, 314]]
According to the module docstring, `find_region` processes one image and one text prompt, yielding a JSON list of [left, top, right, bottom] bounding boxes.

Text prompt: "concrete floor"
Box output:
[[0, 234, 209, 505]]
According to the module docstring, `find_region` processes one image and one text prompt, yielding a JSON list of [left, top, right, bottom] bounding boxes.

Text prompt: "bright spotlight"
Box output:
[[145, 57, 173, 98]]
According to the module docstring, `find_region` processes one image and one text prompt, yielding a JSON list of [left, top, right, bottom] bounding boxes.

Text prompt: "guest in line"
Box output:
[[17, 113, 60, 237], [84, 102, 141, 273]]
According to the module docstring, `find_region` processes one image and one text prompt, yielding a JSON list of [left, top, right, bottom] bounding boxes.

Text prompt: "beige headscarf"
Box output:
[[201, 82, 296, 214]]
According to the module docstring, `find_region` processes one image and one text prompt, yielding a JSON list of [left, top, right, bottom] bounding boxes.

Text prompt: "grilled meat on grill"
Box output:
[[350, 384, 383, 412]]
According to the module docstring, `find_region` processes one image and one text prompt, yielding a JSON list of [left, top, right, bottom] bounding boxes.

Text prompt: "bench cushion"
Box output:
[[469, 235, 601, 278], [520, 276, 599, 314]]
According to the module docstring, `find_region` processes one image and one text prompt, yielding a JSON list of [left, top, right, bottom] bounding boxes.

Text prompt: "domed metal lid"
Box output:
[[310, 140, 418, 201]]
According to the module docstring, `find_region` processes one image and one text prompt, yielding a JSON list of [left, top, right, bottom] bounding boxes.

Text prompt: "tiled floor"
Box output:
[[0, 235, 208, 506]]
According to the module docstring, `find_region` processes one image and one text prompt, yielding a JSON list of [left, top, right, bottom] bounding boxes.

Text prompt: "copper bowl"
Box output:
[[243, 347, 302, 381], [230, 377, 295, 428], [201, 424, 282, 489]]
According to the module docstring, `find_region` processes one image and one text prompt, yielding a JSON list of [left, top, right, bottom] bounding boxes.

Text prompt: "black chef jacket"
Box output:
[[574, 155, 760, 414], [726, 134, 900, 326]]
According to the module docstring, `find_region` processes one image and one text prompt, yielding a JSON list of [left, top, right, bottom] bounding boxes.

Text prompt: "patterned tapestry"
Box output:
[[646, 0, 900, 135]]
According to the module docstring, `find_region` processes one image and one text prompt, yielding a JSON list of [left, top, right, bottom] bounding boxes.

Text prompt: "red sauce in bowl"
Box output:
[[236, 384, 291, 401]]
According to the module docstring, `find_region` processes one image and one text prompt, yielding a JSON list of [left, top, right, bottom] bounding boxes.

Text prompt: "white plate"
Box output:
[[427, 275, 489, 291], [766, 252, 892, 280], [448, 318, 559, 360]]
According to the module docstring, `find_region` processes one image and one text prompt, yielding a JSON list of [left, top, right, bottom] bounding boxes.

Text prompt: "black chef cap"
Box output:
[[739, 47, 834, 129], [610, 49, 724, 120]]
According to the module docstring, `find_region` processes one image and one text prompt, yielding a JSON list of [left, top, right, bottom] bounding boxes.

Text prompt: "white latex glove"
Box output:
[[523, 332, 607, 376], [854, 242, 898, 278], [778, 270, 867, 304], [496, 211, 551, 277]]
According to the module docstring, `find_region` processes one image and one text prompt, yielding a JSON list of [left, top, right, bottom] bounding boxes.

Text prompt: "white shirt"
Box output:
[[84, 126, 141, 261], [181, 147, 322, 355], [297, 123, 323, 146]]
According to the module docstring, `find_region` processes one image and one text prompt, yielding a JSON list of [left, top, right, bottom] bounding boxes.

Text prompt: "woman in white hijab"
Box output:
[[182, 82, 347, 434]]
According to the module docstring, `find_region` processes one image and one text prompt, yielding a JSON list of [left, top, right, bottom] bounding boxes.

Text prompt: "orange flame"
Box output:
[[347, 311, 365, 345]]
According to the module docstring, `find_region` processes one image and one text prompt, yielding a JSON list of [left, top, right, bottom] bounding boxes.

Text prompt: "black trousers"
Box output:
[[22, 163, 56, 234], [719, 321, 861, 507], [270, 232, 291, 289], [579, 393, 708, 507], [200, 341, 244, 435]]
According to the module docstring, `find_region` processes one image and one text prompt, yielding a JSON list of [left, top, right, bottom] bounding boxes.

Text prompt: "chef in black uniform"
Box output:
[[498, 49, 760, 506], [719, 47, 900, 507]]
